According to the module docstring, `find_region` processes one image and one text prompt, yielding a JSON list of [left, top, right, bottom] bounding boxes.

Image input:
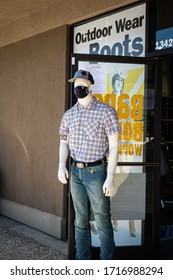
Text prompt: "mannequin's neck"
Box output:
[[78, 93, 93, 107]]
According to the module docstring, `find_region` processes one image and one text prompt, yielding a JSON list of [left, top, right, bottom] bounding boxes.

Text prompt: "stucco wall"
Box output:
[[0, 25, 69, 219]]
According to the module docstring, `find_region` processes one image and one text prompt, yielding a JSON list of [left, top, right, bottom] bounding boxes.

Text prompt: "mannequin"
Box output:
[[58, 70, 121, 259]]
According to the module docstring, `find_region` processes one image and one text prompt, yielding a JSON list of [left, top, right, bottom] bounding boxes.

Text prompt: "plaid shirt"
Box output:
[[59, 96, 121, 162]]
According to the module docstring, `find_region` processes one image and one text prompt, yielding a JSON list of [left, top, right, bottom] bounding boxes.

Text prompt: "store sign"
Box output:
[[73, 3, 146, 57]]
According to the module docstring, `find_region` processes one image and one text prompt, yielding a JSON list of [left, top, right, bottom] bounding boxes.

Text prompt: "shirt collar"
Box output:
[[77, 96, 98, 110]]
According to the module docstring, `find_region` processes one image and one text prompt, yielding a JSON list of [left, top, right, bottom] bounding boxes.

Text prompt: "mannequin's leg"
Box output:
[[70, 165, 91, 260]]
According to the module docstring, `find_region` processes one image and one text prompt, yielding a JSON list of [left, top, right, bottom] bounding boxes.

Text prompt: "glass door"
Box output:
[[68, 54, 162, 260]]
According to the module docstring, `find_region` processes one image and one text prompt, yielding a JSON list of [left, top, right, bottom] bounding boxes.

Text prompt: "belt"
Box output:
[[74, 157, 107, 168]]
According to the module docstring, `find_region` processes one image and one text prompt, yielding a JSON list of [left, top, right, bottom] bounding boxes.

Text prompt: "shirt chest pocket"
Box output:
[[84, 120, 100, 138]]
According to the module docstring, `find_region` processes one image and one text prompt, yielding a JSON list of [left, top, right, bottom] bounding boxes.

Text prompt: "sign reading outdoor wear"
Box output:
[[72, 3, 146, 247], [73, 4, 146, 57]]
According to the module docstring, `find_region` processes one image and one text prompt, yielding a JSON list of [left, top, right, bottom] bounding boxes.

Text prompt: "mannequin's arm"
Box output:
[[103, 133, 119, 197], [58, 137, 69, 184]]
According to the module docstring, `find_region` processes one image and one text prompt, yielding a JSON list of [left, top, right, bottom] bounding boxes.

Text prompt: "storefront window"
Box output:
[[74, 59, 159, 247]]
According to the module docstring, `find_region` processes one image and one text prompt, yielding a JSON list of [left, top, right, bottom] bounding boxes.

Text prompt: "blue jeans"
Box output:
[[70, 163, 115, 260]]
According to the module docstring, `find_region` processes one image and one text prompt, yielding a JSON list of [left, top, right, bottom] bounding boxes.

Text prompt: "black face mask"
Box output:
[[74, 86, 89, 99]]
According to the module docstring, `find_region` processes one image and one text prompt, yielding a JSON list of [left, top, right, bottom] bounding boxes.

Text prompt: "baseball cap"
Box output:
[[68, 70, 95, 84]]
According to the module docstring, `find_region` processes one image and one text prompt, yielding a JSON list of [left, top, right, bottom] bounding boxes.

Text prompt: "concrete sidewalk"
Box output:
[[0, 215, 68, 260], [1, 214, 172, 260]]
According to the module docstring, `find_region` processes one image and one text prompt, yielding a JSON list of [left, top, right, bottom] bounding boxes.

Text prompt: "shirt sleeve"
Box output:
[[104, 107, 121, 136], [59, 113, 69, 136]]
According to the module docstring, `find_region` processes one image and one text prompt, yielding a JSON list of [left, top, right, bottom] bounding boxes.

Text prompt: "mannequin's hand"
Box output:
[[103, 175, 117, 197], [58, 164, 69, 184]]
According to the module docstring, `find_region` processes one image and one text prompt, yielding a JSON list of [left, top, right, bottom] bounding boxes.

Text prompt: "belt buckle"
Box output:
[[76, 162, 85, 168]]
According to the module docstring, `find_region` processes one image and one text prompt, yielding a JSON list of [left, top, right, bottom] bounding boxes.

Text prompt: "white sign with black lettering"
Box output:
[[73, 3, 146, 57]]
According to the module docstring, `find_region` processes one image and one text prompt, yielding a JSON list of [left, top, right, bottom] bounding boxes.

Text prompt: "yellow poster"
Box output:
[[87, 63, 145, 172]]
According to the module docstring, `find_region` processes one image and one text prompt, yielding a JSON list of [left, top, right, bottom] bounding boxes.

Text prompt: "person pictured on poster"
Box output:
[[58, 69, 121, 260], [112, 73, 124, 94], [112, 67, 128, 94]]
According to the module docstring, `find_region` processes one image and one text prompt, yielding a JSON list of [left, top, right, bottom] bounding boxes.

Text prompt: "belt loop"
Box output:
[[85, 162, 88, 167]]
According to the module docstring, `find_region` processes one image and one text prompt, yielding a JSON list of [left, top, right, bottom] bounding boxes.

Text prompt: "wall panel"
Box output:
[[0, 25, 69, 218]]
